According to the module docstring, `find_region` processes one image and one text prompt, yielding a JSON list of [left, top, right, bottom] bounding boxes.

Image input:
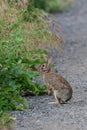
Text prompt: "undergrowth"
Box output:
[[0, 0, 63, 129], [32, 0, 73, 12]]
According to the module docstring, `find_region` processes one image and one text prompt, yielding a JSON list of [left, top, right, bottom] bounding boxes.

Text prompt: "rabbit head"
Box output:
[[38, 56, 53, 73]]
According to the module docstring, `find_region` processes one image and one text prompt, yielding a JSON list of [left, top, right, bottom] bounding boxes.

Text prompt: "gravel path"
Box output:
[[13, 0, 87, 129]]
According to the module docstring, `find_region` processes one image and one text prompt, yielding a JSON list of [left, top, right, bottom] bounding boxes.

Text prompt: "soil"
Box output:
[[13, 0, 87, 129]]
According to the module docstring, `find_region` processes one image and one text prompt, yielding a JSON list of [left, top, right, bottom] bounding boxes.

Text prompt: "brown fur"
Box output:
[[38, 57, 73, 104]]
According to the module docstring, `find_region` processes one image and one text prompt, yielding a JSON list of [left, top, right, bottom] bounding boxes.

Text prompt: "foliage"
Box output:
[[32, 0, 72, 12], [0, 0, 62, 113], [0, 0, 63, 128]]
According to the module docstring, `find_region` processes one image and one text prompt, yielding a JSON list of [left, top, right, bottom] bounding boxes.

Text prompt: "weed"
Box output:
[[0, 0, 63, 128]]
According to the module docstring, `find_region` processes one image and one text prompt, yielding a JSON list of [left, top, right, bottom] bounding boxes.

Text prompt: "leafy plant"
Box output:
[[31, 0, 72, 12], [0, 0, 63, 128]]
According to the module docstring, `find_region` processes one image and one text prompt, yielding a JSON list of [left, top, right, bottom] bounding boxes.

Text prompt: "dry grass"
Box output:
[[0, 0, 63, 52]]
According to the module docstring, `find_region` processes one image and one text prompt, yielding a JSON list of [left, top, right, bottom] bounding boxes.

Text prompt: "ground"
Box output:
[[13, 0, 87, 129]]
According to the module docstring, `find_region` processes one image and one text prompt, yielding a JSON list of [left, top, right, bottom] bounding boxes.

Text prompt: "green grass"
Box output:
[[32, 0, 72, 12], [0, 0, 63, 129]]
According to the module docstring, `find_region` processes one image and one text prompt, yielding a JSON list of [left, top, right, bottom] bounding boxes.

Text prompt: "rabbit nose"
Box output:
[[43, 69, 46, 72]]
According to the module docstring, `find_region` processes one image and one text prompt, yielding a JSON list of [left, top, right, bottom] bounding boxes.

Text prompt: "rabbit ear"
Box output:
[[47, 56, 53, 65]]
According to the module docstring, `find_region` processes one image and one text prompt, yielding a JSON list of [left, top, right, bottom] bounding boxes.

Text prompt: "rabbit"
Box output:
[[38, 56, 73, 104]]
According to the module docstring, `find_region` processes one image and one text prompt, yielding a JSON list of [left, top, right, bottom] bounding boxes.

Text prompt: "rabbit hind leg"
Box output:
[[48, 99, 61, 105], [48, 96, 62, 105], [48, 90, 63, 105]]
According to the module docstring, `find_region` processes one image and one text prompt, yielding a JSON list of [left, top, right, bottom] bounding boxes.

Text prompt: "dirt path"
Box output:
[[13, 0, 87, 129]]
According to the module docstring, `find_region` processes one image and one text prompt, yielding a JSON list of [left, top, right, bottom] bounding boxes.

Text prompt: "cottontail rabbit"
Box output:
[[38, 56, 73, 104]]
